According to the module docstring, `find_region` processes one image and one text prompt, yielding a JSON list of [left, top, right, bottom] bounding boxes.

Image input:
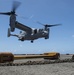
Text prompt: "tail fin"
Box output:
[[7, 28, 19, 38], [7, 28, 11, 37]]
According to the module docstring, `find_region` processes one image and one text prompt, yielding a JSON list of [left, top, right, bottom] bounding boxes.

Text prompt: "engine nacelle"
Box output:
[[10, 15, 16, 32], [45, 28, 50, 39]]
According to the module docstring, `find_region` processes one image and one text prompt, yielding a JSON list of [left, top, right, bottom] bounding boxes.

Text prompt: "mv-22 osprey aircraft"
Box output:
[[0, 1, 61, 43]]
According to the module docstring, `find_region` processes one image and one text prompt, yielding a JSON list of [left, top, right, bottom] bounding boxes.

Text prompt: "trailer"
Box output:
[[0, 52, 60, 63]]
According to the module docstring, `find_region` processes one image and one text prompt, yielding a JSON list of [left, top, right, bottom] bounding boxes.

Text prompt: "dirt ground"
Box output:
[[0, 54, 74, 75], [0, 63, 74, 75]]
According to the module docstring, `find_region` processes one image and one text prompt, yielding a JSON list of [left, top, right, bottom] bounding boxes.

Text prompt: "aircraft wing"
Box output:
[[15, 21, 32, 34]]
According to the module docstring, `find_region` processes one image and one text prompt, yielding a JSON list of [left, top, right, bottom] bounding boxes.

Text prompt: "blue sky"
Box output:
[[0, 0, 74, 54]]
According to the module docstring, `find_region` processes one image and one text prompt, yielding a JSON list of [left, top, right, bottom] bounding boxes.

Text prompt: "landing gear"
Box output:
[[45, 34, 49, 39], [31, 40, 33, 43], [45, 37, 47, 39], [45, 37, 48, 39], [20, 37, 24, 41]]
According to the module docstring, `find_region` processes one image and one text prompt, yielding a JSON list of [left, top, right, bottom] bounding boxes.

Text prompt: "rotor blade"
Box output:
[[0, 12, 11, 15], [37, 21, 61, 27], [45, 24, 61, 27], [12, 1, 21, 12], [37, 21, 44, 25]]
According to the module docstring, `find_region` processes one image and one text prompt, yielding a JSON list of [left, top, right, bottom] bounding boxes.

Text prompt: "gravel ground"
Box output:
[[0, 54, 74, 75], [0, 63, 74, 75]]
